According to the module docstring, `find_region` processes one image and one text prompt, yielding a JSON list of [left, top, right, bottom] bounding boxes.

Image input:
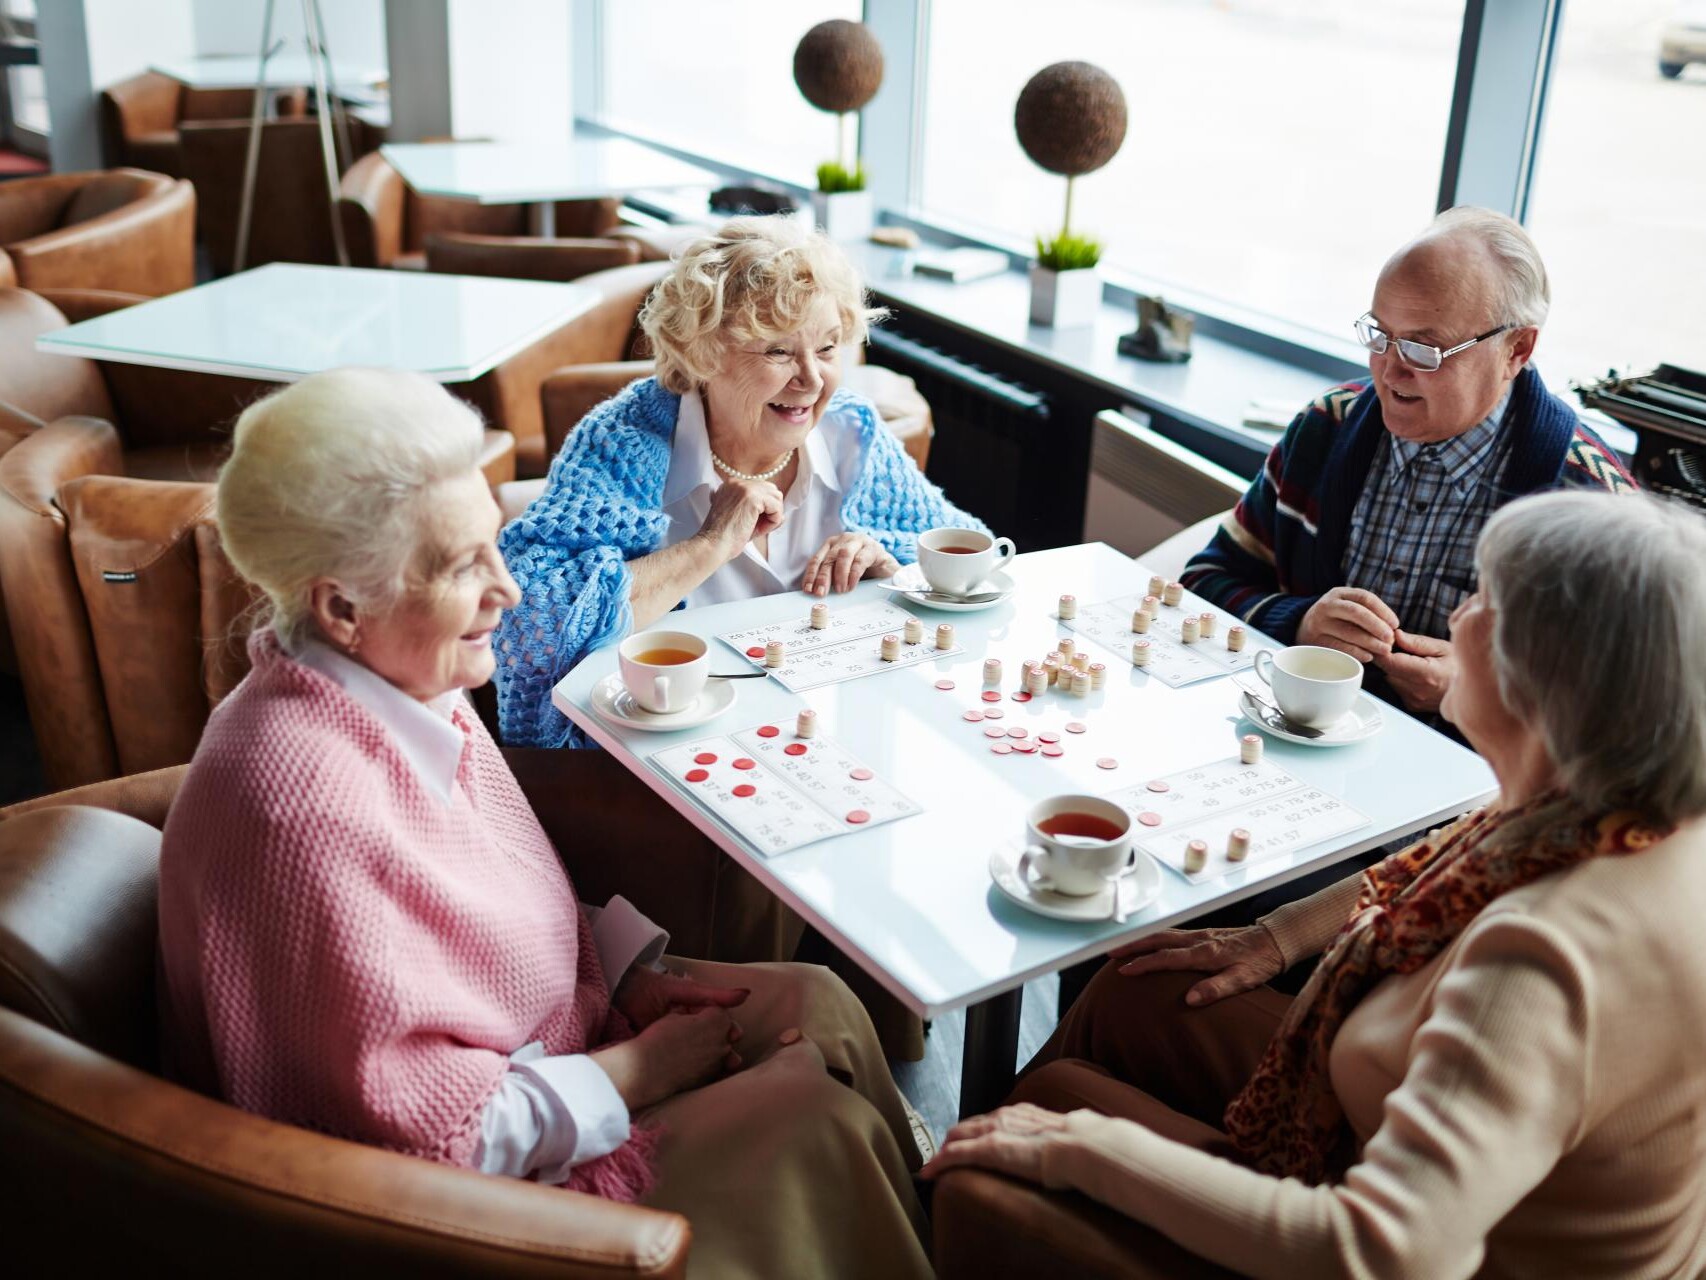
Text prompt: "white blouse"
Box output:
[[661, 390, 859, 607]]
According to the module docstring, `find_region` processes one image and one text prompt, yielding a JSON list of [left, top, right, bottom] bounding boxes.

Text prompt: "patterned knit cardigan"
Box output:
[[1181, 364, 1634, 644], [494, 376, 985, 748]]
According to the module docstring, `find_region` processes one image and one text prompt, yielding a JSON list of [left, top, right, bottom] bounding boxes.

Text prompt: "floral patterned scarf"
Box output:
[[1223, 793, 1670, 1183]]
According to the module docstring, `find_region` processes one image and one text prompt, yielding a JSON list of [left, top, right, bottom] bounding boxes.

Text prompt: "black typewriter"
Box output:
[[1575, 365, 1706, 510]]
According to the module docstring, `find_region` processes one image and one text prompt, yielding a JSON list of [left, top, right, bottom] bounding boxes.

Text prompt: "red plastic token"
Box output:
[[935, 679, 956, 691], [1012, 740, 1038, 753], [846, 809, 871, 824], [1041, 745, 1065, 757], [1096, 757, 1119, 770], [1064, 722, 1087, 734], [694, 752, 718, 765], [784, 743, 808, 756], [1006, 727, 1028, 739], [1146, 780, 1170, 793], [981, 690, 1001, 703], [732, 757, 756, 770], [732, 784, 757, 798], [983, 725, 1006, 739], [849, 766, 875, 780], [685, 768, 709, 783], [991, 742, 1014, 755], [1011, 691, 1033, 702], [756, 725, 779, 738], [1038, 732, 1061, 744], [983, 707, 1005, 720], [1138, 811, 1163, 827], [745, 646, 766, 659], [962, 709, 985, 722]]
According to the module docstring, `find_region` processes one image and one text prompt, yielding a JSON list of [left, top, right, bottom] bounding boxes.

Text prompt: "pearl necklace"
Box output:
[[711, 448, 795, 482]]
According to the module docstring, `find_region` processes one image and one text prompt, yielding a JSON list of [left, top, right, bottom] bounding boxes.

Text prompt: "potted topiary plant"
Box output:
[[794, 19, 883, 240], [1015, 61, 1128, 328]]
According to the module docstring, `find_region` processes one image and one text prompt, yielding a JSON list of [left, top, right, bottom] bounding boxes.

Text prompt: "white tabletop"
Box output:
[[554, 544, 1497, 1020], [153, 55, 387, 92], [34, 264, 598, 384], [379, 138, 720, 206]]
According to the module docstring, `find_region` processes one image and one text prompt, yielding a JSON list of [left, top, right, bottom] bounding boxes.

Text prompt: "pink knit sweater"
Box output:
[[157, 632, 653, 1199]]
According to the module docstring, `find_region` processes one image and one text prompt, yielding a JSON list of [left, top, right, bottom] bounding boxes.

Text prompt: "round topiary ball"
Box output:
[[794, 19, 884, 114], [1014, 61, 1128, 177]]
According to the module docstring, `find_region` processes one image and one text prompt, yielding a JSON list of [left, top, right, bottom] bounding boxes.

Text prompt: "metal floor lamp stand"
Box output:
[[234, 0, 350, 272]]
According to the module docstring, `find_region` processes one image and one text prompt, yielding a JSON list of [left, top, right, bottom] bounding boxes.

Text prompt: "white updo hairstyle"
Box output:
[[217, 367, 485, 652]]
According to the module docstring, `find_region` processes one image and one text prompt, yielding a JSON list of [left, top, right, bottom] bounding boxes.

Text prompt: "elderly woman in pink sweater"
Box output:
[[927, 490, 1706, 1279], [156, 369, 931, 1280]]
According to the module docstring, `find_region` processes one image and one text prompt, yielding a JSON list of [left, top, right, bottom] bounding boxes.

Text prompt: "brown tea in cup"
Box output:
[[1036, 812, 1127, 842], [633, 648, 700, 666]]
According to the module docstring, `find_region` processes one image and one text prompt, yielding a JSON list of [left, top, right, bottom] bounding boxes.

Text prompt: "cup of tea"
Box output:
[[916, 527, 1017, 597], [1252, 645, 1363, 729], [1018, 794, 1136, 897], [618, 630, 709, 714]]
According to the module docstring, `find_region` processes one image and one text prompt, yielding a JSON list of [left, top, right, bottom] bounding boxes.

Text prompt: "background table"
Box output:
[[153, 54, 387, 93], [555, 544, 1496, 1114], [35, 263, 597, 383], [380, 137, 719, 236]]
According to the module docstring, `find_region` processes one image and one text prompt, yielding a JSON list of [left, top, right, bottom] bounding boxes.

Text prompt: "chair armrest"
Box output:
[[0, 763, 187, 827], [425, 232, 642, 283], [541, 362, 654, 460], [335, 150, 406, 268], [6, 180, 195, 297], [0, 1009, 691, 1277], [30, 288, 150, 324], [0, 248, 14, 289], [480, 428, 518, 489], [0, 399, 45, 444], [497, 477, 547, 523]]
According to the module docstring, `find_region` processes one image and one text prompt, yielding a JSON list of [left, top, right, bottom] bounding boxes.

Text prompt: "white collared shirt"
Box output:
[[661, 389, 857, 605], [294, 639, 668, 1181]]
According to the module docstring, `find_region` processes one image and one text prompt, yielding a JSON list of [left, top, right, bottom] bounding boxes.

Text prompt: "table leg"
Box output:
[[959, 988, 1023, 1119], [532, 201, 557, 238]]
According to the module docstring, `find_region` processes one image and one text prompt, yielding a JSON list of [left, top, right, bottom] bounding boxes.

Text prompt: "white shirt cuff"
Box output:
[[473, 1042, 631, 1181], [587, 895, 670, 986]]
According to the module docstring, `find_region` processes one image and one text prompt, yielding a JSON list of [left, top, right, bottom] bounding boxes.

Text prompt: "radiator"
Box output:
[[1083, 408, 1247, 558]]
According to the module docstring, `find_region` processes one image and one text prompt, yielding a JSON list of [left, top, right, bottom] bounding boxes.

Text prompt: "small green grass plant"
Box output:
[[1035, 230, 1102, 271], [815, 160, 867, 193]]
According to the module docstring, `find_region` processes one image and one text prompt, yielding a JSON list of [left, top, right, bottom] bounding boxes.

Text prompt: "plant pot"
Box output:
[[1029, 264, 1101, 327], [811, 189, 874, 241]]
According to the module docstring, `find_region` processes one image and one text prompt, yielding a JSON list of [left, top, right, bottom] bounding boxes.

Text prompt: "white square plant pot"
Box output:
[[1028, 265, 1101, 328], [811, 189, 874, 241]]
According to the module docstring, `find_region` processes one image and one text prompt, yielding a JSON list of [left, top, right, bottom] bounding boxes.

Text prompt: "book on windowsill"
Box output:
[[911, 247, 1011, 284]]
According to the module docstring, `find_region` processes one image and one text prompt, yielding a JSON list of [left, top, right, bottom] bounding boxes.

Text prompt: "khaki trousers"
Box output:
[[936, 962, 1295, 1280], [641, 957, 932, 1280]]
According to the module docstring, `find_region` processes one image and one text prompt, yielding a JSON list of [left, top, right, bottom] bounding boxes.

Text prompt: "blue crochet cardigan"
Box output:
[[494, 377, 985, 748]]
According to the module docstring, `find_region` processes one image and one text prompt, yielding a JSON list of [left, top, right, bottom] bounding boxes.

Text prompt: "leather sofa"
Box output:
[[337, 150, 623, 272], [0, 797, 691, 1277], [98, 69, 306, 179], [0, 169, 195, 297]]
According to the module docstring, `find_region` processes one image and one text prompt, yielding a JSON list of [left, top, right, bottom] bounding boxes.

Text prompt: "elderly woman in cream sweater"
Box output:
[[927, 490, 1706, 1279]]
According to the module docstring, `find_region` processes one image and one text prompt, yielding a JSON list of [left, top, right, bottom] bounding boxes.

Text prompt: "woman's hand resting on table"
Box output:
[[694, 477, 785, 564], [1110, 925, 1285, 1007], [592, 1004, 745, 1112], [801, 532, 899, 596], [919, 1103, 1072, 1186]]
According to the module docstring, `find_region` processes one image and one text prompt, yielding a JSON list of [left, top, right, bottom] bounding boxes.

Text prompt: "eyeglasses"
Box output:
[[1354, 313, 1511, 372]]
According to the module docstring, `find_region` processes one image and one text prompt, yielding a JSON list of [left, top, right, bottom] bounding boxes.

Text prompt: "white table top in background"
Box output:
[[555, 543, 1497, 1019], [153, 54, 388, 92], [34, 264, 598, 383], [380, 137, 720, 206]]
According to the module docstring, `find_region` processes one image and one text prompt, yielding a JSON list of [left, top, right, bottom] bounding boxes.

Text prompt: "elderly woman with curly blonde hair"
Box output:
[[494, 215, 986, 751]]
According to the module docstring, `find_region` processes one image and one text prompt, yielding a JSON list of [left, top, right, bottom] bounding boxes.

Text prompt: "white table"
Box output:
[[34, 263, 598, 384], [153, 54, 387, 93], [380, 138, 719, 237], [554, 544, 1496, 1114]]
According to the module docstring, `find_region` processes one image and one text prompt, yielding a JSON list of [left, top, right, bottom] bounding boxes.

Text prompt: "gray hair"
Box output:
[[1478, 491, 1706, 825], [1424, 206, 1551, 330], [216, 367, 485, 651]]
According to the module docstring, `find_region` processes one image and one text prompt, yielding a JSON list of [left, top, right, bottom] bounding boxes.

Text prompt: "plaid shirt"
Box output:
[[1342, 389, 1512, 639]]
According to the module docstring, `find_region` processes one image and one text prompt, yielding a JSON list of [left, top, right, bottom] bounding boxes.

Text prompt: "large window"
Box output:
[[599, 0, 861, 187], [920, 0, 1463, 342], [1, 0, 46, 146], [1525, 0, 1706, 386]]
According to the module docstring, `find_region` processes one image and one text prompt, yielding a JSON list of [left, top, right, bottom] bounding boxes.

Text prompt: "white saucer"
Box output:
[[590, 672, 736, 731], [987, 842, 1163, 922], [1238, 690, 1384, 747], [888, 565, 1017, 613]]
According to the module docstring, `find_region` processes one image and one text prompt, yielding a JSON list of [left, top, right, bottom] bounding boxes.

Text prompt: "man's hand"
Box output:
[[612, 967, 748, 1031], [1297, 587, 1398, 662], [919, 1103, 1074, 1185], [1374, 629, 1454, 714]]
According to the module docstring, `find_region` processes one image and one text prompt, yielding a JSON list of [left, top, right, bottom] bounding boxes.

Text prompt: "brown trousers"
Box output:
[[935, 962, 1295, 1280]]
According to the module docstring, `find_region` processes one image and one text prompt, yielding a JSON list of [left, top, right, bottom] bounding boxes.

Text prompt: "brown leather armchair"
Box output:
[[179, 118, 340, 274], [336, 149, 623, 272], [0, 169, 195, 297], [0, 802, 690, 1277], [98, 70, 307, 179], [425, 232, 641, 283]]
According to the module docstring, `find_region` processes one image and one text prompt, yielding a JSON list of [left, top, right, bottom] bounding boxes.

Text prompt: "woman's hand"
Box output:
[[1109, 925, 1284, 1007], [919, 1103, 1072, 1186], [801, 532, 899, 596], [612, 967, 749, 1031], [592, 1006, 743, 1112], [695, 477, 785, 564]]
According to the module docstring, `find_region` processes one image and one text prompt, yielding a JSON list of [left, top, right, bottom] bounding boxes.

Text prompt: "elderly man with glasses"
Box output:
[[1182, 206, 1632, 718]]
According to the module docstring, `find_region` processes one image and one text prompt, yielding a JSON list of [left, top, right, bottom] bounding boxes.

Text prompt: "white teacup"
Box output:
[[916, 527, 1016, 597], [1252, 645, 1363, 729], [1017, 794, 1136, 897], [617, 630, 709, 715]]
